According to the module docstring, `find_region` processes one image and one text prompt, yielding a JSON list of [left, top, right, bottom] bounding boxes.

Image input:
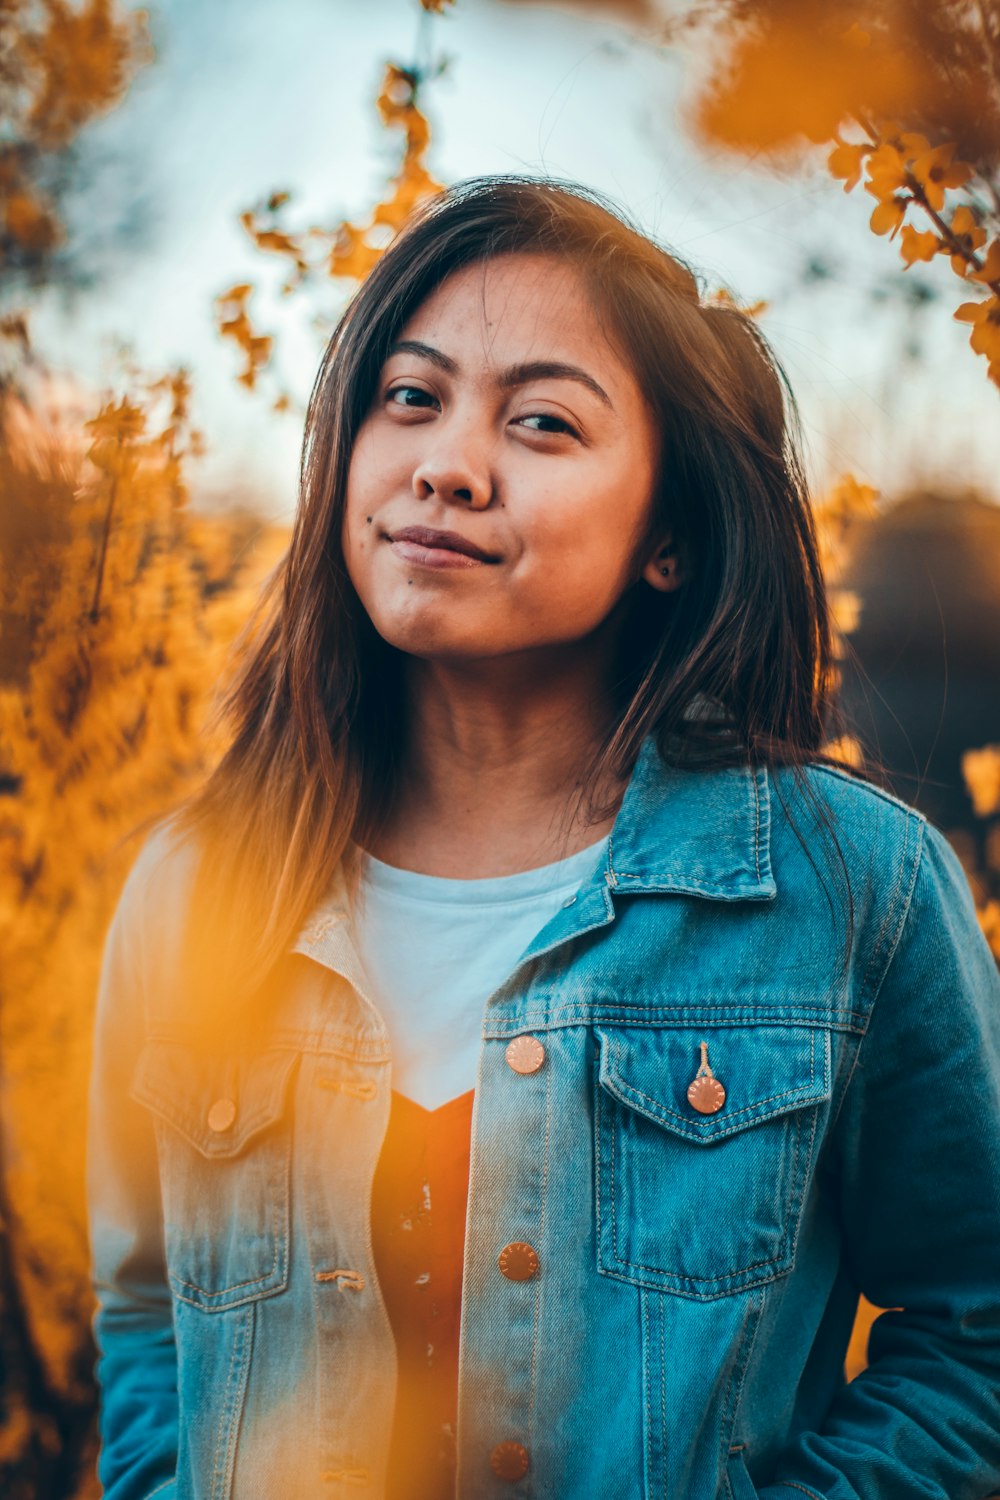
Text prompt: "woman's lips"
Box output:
[[386, 525, 500, 569]]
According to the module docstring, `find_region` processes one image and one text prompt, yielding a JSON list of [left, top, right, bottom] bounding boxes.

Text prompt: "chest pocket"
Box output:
[[594, 1023, 832, 1299], [130, 1039, 298, 1311]]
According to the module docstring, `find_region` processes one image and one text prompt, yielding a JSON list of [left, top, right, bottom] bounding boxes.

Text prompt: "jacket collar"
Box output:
[[293, 735, 775, 966], [602, 734, 775, 900]]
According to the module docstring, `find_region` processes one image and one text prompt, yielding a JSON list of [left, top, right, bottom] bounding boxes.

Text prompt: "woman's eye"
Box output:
[[516, 413, 578, 437], [385, 385, 437, 410], [382, 386, 576, 438]]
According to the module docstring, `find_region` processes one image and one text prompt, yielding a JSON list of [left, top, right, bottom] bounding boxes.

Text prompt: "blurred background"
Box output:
[[1, 0, 999, 1493]]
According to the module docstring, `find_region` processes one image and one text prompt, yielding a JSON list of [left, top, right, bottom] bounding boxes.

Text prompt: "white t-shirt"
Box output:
[[350, 836, 609, 1109]]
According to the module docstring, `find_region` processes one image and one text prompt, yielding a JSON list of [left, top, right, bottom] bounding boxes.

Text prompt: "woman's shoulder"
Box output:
[[109, 813, 204, 960], [768, 758, 930, 869], [767, 759, 985, 980], [775, 757, 925, 824]]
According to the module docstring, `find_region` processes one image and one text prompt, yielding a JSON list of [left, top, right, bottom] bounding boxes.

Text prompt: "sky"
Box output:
[[34, 0, 1000, 523]]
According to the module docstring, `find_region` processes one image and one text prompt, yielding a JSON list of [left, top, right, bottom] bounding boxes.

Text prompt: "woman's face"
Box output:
[[343, 252, 670, 664]]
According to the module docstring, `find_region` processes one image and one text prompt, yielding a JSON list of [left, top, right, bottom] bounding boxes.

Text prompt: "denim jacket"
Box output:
[[88, 738, 1000, 1500]]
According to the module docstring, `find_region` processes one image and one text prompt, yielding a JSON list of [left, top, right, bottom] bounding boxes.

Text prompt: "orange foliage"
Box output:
[[670, 1, 1000, 385], [0, 365, 287, 1459], [216, 47, 446, 404], [693, 14, 929, 153], [0, 0, 150, 273]]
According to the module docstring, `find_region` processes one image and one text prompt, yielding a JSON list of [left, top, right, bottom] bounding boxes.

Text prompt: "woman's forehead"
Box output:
[[411, 253, 590, 322], [391, 253, 629, 382]]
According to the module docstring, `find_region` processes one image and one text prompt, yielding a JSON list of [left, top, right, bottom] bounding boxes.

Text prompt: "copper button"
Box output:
[[490, 1441, 529, 1481], [505, 1035, 545, 1075], [687, 1039, 726, 1115], [207, 1098, 236, 1132], [498, 1242, 540, 1281]]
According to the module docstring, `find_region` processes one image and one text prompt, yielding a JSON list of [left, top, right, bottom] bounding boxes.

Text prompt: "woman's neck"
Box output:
[[365, 647, 627, 878]]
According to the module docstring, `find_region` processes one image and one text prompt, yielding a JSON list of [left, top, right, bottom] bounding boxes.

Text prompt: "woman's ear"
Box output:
[[642, 536, 684, 593]]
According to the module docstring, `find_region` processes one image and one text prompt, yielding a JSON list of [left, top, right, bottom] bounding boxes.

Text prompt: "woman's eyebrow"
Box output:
[[386, 339, 614, 409]]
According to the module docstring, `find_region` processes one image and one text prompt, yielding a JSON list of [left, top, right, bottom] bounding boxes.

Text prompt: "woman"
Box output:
[[88, 176, 1000, 1500]]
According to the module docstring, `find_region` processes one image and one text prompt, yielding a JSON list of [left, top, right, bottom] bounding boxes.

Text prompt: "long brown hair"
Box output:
[[164, 175, 857, 1013]]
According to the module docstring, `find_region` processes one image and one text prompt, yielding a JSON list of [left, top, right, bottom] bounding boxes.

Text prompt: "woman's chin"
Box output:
[[370, 611, 512, 664]]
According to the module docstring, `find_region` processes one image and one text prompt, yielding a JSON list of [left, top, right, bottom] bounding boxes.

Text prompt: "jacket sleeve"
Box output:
[[88, 842, 179, 1500], [759, 819, 1000, 1500]]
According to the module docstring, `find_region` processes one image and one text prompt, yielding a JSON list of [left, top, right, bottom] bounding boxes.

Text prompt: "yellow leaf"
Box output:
[[909, 142, 973, 212], [949, 206, 986, 276], [827, 140, 867, 193], [971, 239, 1000, 285], [899, 225, 940, 267], [869, 197, 907, 237]]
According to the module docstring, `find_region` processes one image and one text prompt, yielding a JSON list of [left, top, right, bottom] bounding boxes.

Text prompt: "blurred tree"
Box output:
[[0, 0, 150, 300], [837, 488, 1000, 952], [661, 0, 1000, 383], [0, 362, 286, 1498], [215, 5, 447, 410]]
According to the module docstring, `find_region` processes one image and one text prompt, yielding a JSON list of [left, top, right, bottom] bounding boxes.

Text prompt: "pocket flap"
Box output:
[[130, 1039, 298, 1158], [596, 1024, 830, 1143]]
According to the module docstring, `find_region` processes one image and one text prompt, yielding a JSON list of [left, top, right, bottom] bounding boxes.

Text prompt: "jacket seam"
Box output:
[[825, 816, 924, 1137], [527, 1045, 553, 1457], [860, 809, 918, 1001], [719, 1287, 766, 1484], [807, 763, 929, 823], [865, 815, 925, 1011]]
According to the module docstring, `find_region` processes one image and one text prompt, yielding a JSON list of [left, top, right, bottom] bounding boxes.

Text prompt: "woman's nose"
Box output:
[[411, 435, 493, 511]]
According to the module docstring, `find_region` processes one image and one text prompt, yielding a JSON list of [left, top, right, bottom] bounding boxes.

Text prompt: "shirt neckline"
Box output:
[[357, 834, 610, 908]]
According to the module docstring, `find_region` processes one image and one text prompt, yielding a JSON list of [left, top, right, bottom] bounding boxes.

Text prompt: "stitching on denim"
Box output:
[[835, 820, 924, 1142], [861, 808, 913, 996], [826, 1031, 863, 1132], [752, 766, 762, 882], [809, 763, 927, 820], [719, 1287, 765, 1486], [859, 811, 906, 995], [640, 1289, 652, 1495], [607, 829, 618, 887], [317, 1076, 377, 1100], [170, 1171, 281, 1299], [867, 816, 924, 1010], [210, 1304, 240, 1495], [146, 1481, 176, 1498], [167, 1122, 289, 1308], [602, 1056, 797, 1290], [528, 1048, 552, 1454], [659, 1293, 667, 1499], [225, 1303, 254, 1499], [774, 1483, 825, 1500], [210, 1302, 252, 1500], [609, 1070, 621, 1261], [600, 1258, 788, 1299], [639, 1288, 665, 1499], [595, 1059, 606, 1259], [603, 1044, 812, 1288], [144, 1028, 391, 1063], [132, 1046, 298, 1149], [484, 1006, 869, 1033], [782, 1100, 803, 1265], [610, 872, 766, 893], [608, 1032, 821, 1133]]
